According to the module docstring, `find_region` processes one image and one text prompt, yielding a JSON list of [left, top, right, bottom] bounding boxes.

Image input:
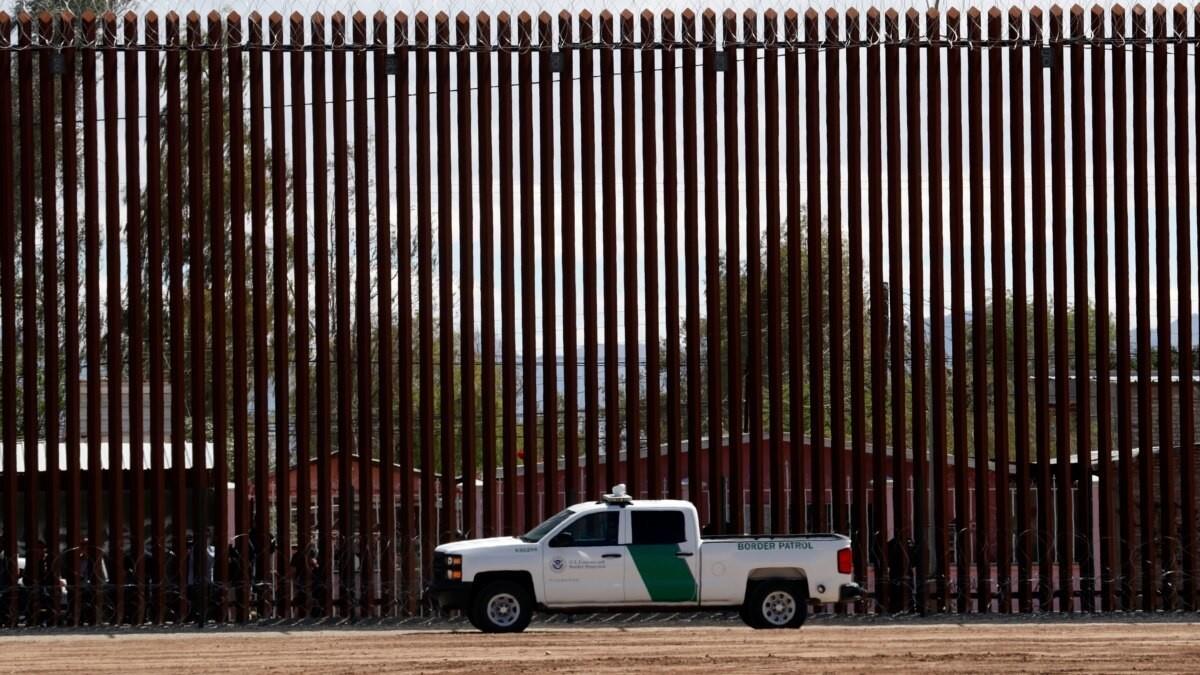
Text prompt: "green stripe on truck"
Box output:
[[626, 544, 698, 602]]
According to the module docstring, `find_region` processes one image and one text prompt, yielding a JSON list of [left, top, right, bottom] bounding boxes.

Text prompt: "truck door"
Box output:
[[542, 509, 625, 605], [623, 509, 699, 604]]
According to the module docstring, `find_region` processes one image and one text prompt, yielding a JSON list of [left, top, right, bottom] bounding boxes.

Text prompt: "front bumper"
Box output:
[[426, 578, 474, 611], [838, 582, 865, 602]]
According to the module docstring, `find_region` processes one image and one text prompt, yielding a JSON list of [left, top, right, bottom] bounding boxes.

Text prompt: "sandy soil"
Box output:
[[3, 621, 1200, 673]]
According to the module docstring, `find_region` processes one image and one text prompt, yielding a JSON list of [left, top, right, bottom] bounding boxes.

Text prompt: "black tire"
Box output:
[[469, 580, 533, 633], [738, 602, 764, 629], [744, 580, 808, 629]]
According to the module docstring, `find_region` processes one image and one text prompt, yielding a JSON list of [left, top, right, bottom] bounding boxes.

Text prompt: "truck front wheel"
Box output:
[[743, 581, 808, 629], [470, 580, 533, 633]]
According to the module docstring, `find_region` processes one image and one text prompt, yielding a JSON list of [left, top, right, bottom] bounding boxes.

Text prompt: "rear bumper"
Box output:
[[838, 582, 864, 602]]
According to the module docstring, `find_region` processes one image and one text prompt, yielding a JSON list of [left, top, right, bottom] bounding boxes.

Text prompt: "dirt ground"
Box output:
[[3, 620, 1200, 673]]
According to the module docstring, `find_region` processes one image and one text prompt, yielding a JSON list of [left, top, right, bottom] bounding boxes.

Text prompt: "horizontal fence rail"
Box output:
[[1, 5, 1199, 625]]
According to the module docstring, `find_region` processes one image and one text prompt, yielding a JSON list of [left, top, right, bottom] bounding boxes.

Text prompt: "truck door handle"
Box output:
[[602, 553, 622, 559], [675, 552, 694, 557]]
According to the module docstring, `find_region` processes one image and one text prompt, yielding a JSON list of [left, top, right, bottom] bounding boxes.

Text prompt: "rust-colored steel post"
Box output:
[[662, 11, 682, 501], [141, 11, 166, 623], [1180, 3, 1199, 613], [394, 12, 414, 609], [1008, 6, 1033, 615], [865, 8, 888, 611], [559, 11, 578, 507], [541, 12, 558, 513], [1132, 5, 1156, 613], [1180, 0, 1200, 612], [682, 10, 702, 511], [1070, 6, 1095, 613], [926, 8, 950, 614], [827, 9, 846, 547], [353, 11, 374, 617], [884, 11, 908, 611], [290, 11, 312, 618], [331, 11, 355, 618], [1049, 5, 1075, 614], [0, 9, 16, 628], [268, 12, 292, 619], [165, 11, 188, 623], [723, 9, 741, 530], [61, 10, 84, 627], [456, 13, 475, 542], [82, 10, 106, 624], [243, 12, 265, 618], [1151, 5, 1176, 612], [437, 12, 457, 544], [966, 8, 991, 614], [1090, 5, 1114, 614], [600, 11, 620, 494], [228, 12, 251, 622], [763, 11, 782, 530], [641, 10, 660, 501], [477, 13, 497, 536], [248, 12, 271, 620], [518, 12, 538, 528], [845, 9, 867, 602], [498, 12, 518, 532], [987, 8, 1010, 614], [946, 7, 971, 615], [578, 11, 600, 503], [1176, 2, 1195, 612], [38, 11, 62, 628], [744, 10, 763, 531], [905, 8, 926, 615], [1028, 7, 1054, 613], [806, 9, 826, 537], [414, 10, 436, 597], [104, 12, 126, 624], [185, 12, 209, 626], [16, 11, 37, 626], [622, 11, 640, 501], [1111, 5, 1134, 611], [207, 11, 229, 624], [12, 13, 31, 626], [784, 9, 803, 535]]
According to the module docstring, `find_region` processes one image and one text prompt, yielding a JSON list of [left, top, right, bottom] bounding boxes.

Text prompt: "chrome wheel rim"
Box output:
[[486, 592, 521, 628], [761, 590, 797, 626]]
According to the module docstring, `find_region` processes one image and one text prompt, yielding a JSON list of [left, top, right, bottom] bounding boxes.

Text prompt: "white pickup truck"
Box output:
[[428, 485, 861, 632]]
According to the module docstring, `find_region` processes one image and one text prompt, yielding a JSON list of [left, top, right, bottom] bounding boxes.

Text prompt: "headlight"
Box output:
[[445, 555, 463, 579]]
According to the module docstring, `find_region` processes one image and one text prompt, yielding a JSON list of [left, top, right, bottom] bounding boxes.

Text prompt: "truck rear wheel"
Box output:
[[469, 580, 533, 633], [743, 580, 808, 629]]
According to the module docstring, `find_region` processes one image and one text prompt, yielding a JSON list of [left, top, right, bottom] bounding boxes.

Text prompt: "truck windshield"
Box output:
[[520, 509, 574, 542]]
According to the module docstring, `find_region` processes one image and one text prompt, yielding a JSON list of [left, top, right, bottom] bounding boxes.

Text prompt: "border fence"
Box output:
[[1, 4, 1200, 625]]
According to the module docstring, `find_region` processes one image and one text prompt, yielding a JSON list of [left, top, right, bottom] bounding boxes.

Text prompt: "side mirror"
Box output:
[[549, 532, 574, 548]]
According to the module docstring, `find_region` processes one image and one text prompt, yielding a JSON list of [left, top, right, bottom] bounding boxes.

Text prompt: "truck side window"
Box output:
[[553, 511, 619, 547], [631, 510, 687, 545]]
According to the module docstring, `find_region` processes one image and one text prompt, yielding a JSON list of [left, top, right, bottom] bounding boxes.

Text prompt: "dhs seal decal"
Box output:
[[551, 558, 565, 573]]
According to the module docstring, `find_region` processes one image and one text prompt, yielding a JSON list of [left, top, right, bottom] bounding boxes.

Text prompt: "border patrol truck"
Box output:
[[428, 485, 861, 633]]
